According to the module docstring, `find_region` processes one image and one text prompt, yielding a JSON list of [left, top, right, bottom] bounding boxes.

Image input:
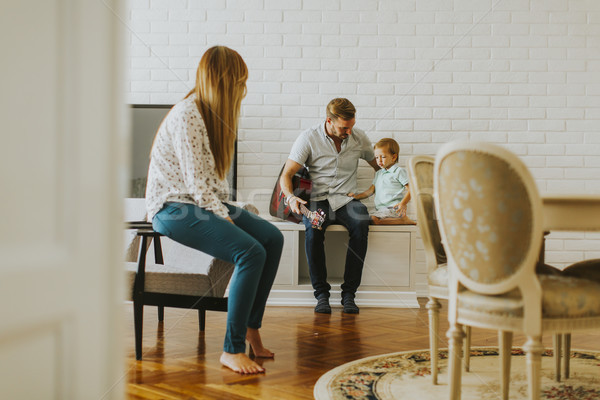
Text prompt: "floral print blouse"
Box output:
[[145, 95, 230, 221]]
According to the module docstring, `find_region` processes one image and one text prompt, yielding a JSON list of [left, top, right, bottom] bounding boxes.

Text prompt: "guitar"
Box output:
[[287, 198, 326, 230], [269, 164, 327, 230]]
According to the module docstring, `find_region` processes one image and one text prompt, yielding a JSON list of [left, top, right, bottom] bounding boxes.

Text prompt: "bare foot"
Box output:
[[220, 352, 265, 374], [246, 328, 274, 358]]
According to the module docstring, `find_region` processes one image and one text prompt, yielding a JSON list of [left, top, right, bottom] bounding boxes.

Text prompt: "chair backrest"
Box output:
[[434, 142, 543, 295], [408, 155, 447, 275]]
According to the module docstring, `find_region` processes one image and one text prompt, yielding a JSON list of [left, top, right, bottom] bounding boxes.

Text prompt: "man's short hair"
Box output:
[[374, 138, 400, 156], [326, 98, 356, 121]]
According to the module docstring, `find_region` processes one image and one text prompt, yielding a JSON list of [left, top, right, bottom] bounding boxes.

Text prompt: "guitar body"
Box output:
[[269, 165, 312, 224]]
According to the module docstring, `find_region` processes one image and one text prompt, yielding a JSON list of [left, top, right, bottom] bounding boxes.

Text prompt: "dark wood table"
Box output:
[[542, 194, 600, 232]]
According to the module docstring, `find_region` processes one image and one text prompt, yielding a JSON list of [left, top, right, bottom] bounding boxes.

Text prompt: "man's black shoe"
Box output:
[[315, 297, 332, 314], [342, 296, 359, 314]]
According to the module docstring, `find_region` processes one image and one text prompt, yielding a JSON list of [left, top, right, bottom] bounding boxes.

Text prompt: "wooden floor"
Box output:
[[125, 299, 600, 399]]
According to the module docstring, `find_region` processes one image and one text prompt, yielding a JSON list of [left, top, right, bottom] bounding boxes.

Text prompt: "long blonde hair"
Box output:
[[187, 46, 248, 179]]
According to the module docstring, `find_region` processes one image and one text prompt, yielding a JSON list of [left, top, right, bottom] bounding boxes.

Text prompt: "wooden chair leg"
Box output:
[[448, 322, 466, 400], [524, 335, 544, 400], [563, 333, 571, 379], [198, 308, 206, 331], [426, 297, 442, 384], [553, 334, 562, 381], [464, 326, 471, 372], [134, 301, 144, 360], [499, 331, 513, 400], [158, 305, 164, 322]]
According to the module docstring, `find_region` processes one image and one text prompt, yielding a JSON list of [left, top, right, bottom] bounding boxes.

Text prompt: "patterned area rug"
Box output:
[[314, 348, 600, 400]]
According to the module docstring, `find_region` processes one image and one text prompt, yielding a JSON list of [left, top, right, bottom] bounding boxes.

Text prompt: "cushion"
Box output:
[[427, 263, 559, 293], [126, 261, 214, 299], [428, 264, 448, 287], [125, 235, 235, 299], [458, 274, 600, 319]]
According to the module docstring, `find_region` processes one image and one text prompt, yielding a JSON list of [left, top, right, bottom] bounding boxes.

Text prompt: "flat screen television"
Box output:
[[129, 104, 237, 200]]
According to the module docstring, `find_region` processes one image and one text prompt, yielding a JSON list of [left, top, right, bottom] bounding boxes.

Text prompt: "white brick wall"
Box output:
[[125, 0, 600, 294]]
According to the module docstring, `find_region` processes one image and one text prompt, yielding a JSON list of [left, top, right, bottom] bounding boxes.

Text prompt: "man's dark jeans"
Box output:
[[303, 199, 370, 300]]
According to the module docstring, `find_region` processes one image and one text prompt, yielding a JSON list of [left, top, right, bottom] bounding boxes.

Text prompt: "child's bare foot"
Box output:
[[246, 328, 274, 358], [220, 352, 265, 374]]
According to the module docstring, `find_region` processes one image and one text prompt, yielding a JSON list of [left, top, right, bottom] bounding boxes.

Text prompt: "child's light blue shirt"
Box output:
[[372, 164, 409, 209]]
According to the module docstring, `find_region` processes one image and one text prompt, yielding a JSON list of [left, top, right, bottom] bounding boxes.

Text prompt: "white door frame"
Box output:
[[0, 1, 126, 398]]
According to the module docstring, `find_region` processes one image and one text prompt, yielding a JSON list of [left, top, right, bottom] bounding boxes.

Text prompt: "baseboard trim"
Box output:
[[266, 289, 419, 308]]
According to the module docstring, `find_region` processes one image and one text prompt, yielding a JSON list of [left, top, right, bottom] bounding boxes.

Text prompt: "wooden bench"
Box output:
[[266, 220, 419, 308]]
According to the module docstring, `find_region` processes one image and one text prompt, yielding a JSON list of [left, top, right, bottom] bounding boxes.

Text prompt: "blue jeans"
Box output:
[[152, 202, 283, 354], [303, 199, 370, 300]]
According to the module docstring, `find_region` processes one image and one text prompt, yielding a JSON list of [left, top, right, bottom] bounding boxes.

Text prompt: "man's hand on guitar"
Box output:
[[286, 195, 307, 214], [284, 194, 326, 229]]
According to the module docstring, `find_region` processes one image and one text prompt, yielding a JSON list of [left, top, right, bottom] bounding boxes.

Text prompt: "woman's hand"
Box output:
[[347, 192, 358, 199], [393, 203, 407, 218]]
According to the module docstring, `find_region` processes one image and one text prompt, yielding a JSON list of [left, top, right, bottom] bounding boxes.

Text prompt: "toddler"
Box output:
[[348, 138, 415, 225]]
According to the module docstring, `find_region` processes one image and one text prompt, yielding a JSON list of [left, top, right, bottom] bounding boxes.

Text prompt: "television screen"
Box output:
[[129, 104, 237, 200]]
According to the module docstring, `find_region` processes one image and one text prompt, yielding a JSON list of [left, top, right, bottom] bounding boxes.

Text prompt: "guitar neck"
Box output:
[[298, 204, 312, 218], [297, 202, 325, 230]]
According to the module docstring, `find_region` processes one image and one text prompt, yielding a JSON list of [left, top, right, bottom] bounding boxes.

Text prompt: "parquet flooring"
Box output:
[[124, 299, 600, 399]]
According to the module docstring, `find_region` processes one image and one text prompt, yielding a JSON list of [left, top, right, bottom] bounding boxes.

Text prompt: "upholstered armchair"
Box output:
[[434, 142, 600, 400], [124, 198, 259, 360]]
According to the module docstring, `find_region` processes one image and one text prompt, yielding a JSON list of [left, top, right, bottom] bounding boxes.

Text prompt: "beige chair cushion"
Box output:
[[428, 264, 448, 287], [126, 234, 235, 300], [126, 262, 215, 299], [144, 239, 235, 298], [458, 274, 600, 318]]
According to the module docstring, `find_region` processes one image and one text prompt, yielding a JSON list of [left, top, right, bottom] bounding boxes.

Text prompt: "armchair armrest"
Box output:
[[125, 221, 165, 297], [125, 221, 164, 262], [126, 220, 155, 232]]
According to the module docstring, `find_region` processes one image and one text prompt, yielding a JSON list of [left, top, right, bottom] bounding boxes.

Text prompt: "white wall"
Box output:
[[124, 0, 600, 294]]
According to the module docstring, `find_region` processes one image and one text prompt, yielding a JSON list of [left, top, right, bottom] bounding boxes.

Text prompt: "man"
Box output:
[[280, 98, 379, 314]]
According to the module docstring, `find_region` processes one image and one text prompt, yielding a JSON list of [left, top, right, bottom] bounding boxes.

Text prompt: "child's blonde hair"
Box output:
[[374, 138, 399, 156]]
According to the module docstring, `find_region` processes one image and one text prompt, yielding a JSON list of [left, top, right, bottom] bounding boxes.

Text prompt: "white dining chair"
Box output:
[[434, 141, 600, 400], [408, 155, 471, 384]]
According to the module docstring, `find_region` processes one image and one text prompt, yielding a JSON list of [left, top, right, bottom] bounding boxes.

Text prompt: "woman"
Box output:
[[145, 46, 283, 374]]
